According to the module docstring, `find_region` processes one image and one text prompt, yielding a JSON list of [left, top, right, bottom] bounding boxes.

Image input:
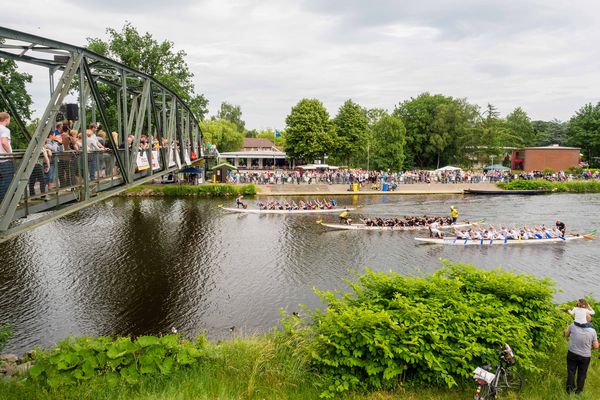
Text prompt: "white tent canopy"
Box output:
[[297, 164, 339, 170], [434, 165, 462, 172]]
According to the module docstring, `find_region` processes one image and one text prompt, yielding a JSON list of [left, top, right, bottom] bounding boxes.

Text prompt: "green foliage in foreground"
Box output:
[[28, 334, 207, 388], [3, 335, 600, 399], [1, 336, 321, 400], [281, 262, 567, 397], [0, 323, 12, 353], [138, 183, 257, 197], [498, 179, 600, 192]]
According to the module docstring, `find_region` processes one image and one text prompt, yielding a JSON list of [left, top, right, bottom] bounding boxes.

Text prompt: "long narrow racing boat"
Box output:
[[415, 234, 592, 246], [319, 221, 477, 231], [221, 206, 355, 214]]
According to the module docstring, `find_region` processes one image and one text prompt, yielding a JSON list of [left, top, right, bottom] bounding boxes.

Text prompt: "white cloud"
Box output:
[[2, 0, 600, 129]]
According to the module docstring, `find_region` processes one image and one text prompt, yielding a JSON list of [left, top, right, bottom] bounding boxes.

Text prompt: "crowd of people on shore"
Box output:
[[224, 168, 600, 187]]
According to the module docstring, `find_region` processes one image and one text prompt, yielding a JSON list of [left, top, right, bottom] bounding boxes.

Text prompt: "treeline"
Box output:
[[207, 95, 600, 170]]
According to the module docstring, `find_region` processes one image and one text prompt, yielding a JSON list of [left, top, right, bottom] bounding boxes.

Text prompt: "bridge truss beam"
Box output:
[[0, 27, 204, 238]]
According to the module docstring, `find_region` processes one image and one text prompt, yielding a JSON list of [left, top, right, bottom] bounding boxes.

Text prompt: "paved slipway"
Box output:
[[256, 182, 501, 196]]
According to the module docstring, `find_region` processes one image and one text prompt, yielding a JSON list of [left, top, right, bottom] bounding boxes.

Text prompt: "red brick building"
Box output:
[[511, 145, 581, 171]]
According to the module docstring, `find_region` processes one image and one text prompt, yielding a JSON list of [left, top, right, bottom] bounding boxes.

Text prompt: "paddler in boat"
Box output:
[[556, 220, 566, 237], [450, 206, 459, 224], [429, 221, 444, 238], [236, 194, 247, 209]]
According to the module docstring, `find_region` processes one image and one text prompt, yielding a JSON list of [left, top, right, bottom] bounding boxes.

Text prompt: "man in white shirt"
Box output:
[[86, 126, 106, 180], [0, 112, 14, 201]]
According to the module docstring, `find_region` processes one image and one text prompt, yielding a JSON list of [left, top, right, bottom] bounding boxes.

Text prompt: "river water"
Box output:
[[1, 193, 599, 353]]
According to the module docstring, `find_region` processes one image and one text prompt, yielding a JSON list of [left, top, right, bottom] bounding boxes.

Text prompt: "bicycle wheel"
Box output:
[[474, 384, 496, 400], [496, 367, 524, 392]]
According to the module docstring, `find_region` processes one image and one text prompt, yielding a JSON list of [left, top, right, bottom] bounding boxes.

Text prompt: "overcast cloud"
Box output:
[[2, 0, 600, 130]]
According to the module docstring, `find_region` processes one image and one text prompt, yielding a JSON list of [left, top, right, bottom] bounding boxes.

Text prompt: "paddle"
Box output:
[[583, 230, 596, 240]]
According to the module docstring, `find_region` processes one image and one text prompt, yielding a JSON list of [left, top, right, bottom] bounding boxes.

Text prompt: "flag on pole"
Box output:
[[274, 130, 281, 138]]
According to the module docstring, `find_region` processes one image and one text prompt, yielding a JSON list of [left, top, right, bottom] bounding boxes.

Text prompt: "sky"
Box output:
[[2, 0, 600, 131]]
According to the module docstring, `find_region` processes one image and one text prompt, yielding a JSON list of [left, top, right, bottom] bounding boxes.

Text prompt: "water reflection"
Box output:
[[1, 193, 599, 353]]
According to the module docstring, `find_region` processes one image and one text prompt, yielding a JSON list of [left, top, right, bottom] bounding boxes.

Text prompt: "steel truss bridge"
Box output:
[[0, 27, 205, 242]]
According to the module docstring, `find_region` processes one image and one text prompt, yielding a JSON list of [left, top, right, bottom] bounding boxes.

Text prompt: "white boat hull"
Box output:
[[320, 222, 475, 231], [221, 207, 354, 215], [415, 235, 586, 246]]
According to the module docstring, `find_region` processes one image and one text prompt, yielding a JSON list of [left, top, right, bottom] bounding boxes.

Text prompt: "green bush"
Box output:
[[498, 179, 600, 192], [281, 262, 566, 398], [148, 183, 256, 197], [28, 334, 207, 388], [0, 324, 12, 353]]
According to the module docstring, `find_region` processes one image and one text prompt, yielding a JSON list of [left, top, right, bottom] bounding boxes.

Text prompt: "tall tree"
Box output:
[[87, 22, 209, 120], [333, 99, 368, 166], [370, 115, 406, 171], [567, 102, 600, 164], [215, 102, 245, 132], [199, 119, 244, 152], [0, 41, 33, 149], [532, 119, 569, 146], [505, 107, 535, 147], [284, 99, 337, 163], [393, 93, 456, 168]]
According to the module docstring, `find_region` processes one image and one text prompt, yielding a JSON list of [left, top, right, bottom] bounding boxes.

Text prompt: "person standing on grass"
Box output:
[[565, 317, 599, 394], [0, 112, 14, 201]]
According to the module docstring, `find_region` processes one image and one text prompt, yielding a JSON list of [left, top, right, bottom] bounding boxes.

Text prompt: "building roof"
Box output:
[[243, 137, 275, 149], [218, 150, 287, 159], [519, 145, 580, 150]]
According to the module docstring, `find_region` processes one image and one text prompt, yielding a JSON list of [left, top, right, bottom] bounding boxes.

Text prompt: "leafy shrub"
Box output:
[[28, 334, 207, 388], [0, 324, 12, 353], [143, 183, 256, 197], [281, 262, 566, 398], [498, 179, 600, 193]]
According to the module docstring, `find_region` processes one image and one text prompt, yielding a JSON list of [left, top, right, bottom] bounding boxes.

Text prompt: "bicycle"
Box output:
[[473, 344, 524, 400]]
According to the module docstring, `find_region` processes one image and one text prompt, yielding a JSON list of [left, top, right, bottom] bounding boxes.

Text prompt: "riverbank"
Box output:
[[498, 179, 600, 193], [256, 182, 499, 196], [1, 332, 599, 399]]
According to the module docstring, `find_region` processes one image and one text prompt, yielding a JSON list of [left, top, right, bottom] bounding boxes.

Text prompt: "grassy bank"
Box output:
[[498, 179, 600, 193], [2, 338, 600, 400], [126, 183, 257, 197]]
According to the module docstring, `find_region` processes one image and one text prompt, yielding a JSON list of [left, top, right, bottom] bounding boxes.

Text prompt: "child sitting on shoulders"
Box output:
[[569, 298, 595, 328]]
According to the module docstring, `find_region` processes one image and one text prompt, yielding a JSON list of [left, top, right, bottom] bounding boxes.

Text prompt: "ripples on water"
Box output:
[[1, 193, 599, 353]]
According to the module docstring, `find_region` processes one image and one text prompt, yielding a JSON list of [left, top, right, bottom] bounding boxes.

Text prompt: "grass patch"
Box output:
[[497, 179, 600, 193]]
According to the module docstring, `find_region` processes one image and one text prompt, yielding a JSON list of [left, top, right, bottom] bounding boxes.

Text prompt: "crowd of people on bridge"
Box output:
[[0, 116, 200, 202]]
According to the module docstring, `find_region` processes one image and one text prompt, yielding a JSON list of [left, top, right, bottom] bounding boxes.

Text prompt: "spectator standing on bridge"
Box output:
[[0, 112, 14, 201]]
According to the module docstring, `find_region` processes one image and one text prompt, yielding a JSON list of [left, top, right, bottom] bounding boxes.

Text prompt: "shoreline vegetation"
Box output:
[[123, 183, 257, 197], [2, 264, 600, 399], [497, 179, 600, 193]]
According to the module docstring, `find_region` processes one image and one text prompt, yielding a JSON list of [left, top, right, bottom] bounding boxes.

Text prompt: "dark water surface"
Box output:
[[1, 193, 599, 353]]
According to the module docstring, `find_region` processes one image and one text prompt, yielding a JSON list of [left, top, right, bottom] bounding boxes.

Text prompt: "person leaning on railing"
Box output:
[[0, 112, 14, 201]]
